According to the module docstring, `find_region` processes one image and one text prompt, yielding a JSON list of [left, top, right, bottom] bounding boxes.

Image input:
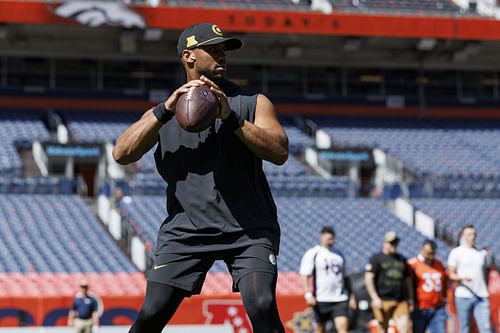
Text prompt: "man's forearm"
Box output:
[[406, 277, 414, 302], [365, 275, 379, 300], [113, 109, 163, 165], [448, 267, 462, 282], [301, 275, 311, 294], [235, 122, 288, 165], [67, 310, 75, 325]]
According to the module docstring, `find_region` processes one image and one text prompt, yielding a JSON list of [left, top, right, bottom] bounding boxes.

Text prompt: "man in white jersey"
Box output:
[[300, 226, 355, 333], [447, 224, 493, 333]]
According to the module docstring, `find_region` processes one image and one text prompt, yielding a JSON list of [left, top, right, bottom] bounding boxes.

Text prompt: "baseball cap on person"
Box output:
[[384, 231, 400, 243], [176, 23, 242, 56]]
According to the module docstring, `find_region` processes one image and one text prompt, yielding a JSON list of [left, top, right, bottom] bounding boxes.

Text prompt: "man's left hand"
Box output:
[[199, 75, 231, 119]]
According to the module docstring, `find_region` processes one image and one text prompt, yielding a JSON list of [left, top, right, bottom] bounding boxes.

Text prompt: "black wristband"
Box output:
[[152, 102, 174, 124], [223, 111, 244, 132]]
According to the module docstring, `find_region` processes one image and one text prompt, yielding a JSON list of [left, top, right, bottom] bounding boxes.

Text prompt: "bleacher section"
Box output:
[[64, 111, 313, 154], [125, 155, 353, 197], [413, 199, 500, 257], [278, 197, 451, 272], [0, 111, 50, 176], [314, 117, 500, 197], [164, 0, 468, 16], [63, 111, 140, 143], [332, 0, 463, 15], [280, 118, 315, 154], [0, 177, 78, 194], [0, 194, 136, 273], [165, 0, 312, 11], [119, 196, 450, 274]]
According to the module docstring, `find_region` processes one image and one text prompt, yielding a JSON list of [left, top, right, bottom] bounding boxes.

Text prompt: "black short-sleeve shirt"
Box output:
[[366, 252, 409, 301], [153, 80, 280, 255]]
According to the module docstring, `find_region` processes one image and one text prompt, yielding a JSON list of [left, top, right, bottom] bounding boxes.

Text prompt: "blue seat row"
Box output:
[[119, 196, 449, 273], [0, 194, 137, 273]]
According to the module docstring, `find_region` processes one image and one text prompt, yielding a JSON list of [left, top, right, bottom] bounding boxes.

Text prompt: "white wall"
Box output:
[[315, 129, 331, 149], [131, 236, 146, 272], [392, 198, 414, 227], [415, 210, 435, 238], [108, 208, 122, 240]]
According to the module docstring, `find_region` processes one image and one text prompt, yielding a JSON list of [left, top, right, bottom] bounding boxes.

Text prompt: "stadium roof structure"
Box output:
[[1, 0, 500, 41], [1, 0, 500, 71]]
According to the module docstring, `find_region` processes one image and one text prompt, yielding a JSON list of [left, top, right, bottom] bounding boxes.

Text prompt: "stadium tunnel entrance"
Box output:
[[32, 141, 106, 197]]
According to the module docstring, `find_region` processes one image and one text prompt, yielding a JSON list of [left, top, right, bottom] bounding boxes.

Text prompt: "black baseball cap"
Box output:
[[176, 23, 242, 56]]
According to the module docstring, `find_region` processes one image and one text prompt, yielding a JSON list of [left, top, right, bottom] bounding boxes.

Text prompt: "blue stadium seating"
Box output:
[[63, 111, 314, 171], [279, 117, 315, 154], [119, 196, 449, 273], [63, 111, 140, 143], [314, 117, 500, 181], [124, 153, 351, 197], [0, 194, 137, 273], [412, 199, 500, 258], [331, 0, 464, 15], [165, 0, 312, 11], [163, 0, 465, 15], [0, 111, 50, 175], [0, 177, 78, 194]]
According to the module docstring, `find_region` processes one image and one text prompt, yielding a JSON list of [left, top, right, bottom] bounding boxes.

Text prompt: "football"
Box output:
[[175, 85, 220, 132]]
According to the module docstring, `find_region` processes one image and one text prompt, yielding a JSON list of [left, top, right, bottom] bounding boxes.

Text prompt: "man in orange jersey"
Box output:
[[408, 240, 447, 333]]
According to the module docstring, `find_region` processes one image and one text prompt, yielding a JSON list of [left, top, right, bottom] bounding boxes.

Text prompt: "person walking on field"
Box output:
[[408, 239, 447, 333], [300, 226, 356, 333], [448, 225, 493, 333], [365, 231, 414, 333]]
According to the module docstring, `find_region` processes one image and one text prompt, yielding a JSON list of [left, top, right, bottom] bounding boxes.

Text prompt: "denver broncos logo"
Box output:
[[50, 0, 146, 28]]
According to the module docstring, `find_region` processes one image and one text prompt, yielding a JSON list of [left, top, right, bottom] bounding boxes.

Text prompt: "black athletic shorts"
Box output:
[[313, 301, 349, 323], [147, 244, 278, 295]]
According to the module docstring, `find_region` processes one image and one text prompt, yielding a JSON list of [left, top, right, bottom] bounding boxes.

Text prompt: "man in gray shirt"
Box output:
[[113, 22, 289, 333]]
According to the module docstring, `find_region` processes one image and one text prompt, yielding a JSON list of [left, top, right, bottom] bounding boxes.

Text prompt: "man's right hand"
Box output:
[[305, 293, 317, 306], [371, 296, 383, 309], [165, 80, 205, 112]]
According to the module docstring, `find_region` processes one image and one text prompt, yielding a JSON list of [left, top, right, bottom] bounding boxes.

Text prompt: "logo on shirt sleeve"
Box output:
[[269, 254, 277, 266]]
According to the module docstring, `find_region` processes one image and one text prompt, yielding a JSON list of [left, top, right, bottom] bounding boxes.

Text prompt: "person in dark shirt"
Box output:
[[113, 22, 289, 333], [365, 231, 414, 333], [67, 280, 99, 333]]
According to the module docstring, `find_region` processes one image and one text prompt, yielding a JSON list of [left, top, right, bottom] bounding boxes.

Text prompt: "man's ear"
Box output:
[[182, 50, 195, 66]]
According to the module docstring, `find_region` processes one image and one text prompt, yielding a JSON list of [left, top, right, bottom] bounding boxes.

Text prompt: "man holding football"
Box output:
[[113, 22, 288, 333]]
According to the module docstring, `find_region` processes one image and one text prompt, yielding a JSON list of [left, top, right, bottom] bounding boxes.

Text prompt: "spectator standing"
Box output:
[[408, 239, 447, 333], [365, 231, 413, 333], [448, 224, 493, 333], [300, 226, 356, 333], [68, 280, 99, 333]]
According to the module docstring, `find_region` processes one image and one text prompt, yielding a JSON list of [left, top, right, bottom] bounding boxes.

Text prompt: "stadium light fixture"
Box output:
[[343, 38, 362, 52], [143, 29, 163, 42], [0, 24, 7, 40], [453, 41, 481, 63], [285, 46, 303, 59], [417, 38, 437, 51], [120, 30, 137, 54]]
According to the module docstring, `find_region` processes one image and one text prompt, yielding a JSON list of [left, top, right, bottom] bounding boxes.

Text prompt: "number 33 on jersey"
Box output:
[[408, 255, 447, 309]]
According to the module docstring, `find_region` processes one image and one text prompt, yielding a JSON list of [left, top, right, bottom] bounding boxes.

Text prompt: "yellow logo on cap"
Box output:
[[212, 25, 223, 36], [186, 35, 198, 48]]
